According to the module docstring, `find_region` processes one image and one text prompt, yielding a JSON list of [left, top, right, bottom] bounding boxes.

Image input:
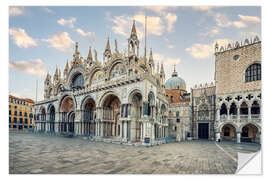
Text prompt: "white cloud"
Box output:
[[232, 21, 247, 28], [238, 14, 260, 24], [142, 6, 175, 14], [109, 14, 165, 40], [42, 7, 54, 14], [57, 17, 76, 28], [76, 28, 95, 39], [9, 28, 37, 48], [9, 7, 25, 16], [168, 44, 174, 49], [9, 59, 47, 76], [191, 6, 216, 12], [165, 13, 177, 32], [215, 13, 232, 27], [185, 44, 213, 59], [186, 38, 232, 59], [153, 53, 181, 67], [45, 32, 74, 52]]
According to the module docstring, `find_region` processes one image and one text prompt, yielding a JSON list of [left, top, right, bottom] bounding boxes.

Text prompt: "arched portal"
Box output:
[[221, 124, 236, 141], [49, 105, 55, 132], [59, 96, 75, 134], [241, 123, 259, 143], [130, 92, 143, 141], [102, 94, 121, 137], [83, 98, 96, 135]]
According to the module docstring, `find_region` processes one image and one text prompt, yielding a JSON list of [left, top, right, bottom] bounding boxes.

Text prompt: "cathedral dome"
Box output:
[[165, 67, 186, 91]]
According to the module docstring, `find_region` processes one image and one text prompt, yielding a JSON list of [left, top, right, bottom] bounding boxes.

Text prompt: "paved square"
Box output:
[[9, 132, 260, 174]]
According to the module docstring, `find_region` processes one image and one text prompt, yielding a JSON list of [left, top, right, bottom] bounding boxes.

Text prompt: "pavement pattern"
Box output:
[[9, 132, 260, 174]]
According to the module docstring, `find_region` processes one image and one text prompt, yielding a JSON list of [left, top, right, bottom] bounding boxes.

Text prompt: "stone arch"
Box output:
[[239, 122, 261, 133], [229, 101, 238, 115], [81, 95, 96, 110], [220, 123, 237, 141], [240, 123, 260, 143], [89, 68, 104, 86], [108, 60, 127, 80], [219, 122, 238, 132], [67, 68, 85, 88], [48, 104, 56, 132], [220, 103, 228, 116], [58, 94, 77, 112], [98, 90, 121, 108], [55, 83, 64, 95], [128, 88, 143, 104], [240, 101, 249, 115]]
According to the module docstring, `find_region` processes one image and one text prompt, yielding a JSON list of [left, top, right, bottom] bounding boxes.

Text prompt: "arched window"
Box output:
[[251, 101, 260, 114], [198, 104, 209, 119], [220, 103, 227, 115], [111, 63, 126, 79], [229, 103, 237, 115], [245, 63, 261, 82], [72, 73, 84, 88], [240, 102, 248, 115]]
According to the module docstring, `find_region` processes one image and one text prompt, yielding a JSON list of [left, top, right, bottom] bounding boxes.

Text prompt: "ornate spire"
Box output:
[[160, 62, 165, 75], [87, 46, 93, 63], [54, 66, 58, 77], [105, 38, 111, 52], [103, 38, 112, 61], [149, 48, 154, 62], [157, 61, 160, 74], [115, 39, 119, 53], [94, 48, 98, 61], [172, 64, 178, 77], [65, 60, 69, 72], [73, 42, 80, 60], [131, 20, 137, 35]]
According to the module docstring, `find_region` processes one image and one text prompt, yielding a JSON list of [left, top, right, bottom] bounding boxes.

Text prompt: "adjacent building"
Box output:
[[9, 95, 35, 130]]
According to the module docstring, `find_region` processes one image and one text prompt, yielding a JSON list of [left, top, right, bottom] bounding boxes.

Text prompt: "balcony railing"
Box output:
[[219, 114, 261, 122]]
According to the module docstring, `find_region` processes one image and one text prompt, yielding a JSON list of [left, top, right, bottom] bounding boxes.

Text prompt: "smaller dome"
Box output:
[[165, 66, 186, 91]]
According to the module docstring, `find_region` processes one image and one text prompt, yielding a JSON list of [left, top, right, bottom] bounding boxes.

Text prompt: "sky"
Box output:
[[8, 6, 261, 101]]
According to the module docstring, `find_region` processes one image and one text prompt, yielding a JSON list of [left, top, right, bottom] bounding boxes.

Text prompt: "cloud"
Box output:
[[142, 6, 177, 14], [9, 59, 47, 76], [76, 28, 95, 39], [9, 6, 25, 16], [186, 38, 232, 59], [168, 44, 174, 49], [165, 13, 177, 32], [191, 6, 216, 12], [9, 28, 37, 48], [57, 17, 76, 28], [109, 14, 165, 40], [232, 21, 247, 28], [238, 14, 260, 24], [153, 53, 181, 67], [42, 7, 54, 14], [185, 44, 213, 59], [45, 32, 74, 52]]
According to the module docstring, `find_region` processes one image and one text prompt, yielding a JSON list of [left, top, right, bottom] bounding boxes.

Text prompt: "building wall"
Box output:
[[191, 85, 216, 139], [215, 41, 261, 95], [9, 95, 35, 129]]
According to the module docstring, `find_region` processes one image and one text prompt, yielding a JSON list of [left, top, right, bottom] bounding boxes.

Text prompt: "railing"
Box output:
[[251, 114, 260, 119], [219, 114, 261, 122]]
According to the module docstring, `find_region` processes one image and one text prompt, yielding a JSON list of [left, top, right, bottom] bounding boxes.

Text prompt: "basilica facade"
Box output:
[[34, 21, 170, 145], [34, 20, 261, 145]]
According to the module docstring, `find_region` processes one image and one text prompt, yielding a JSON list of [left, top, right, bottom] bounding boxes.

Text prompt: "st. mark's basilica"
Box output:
[[34, 21, 261, 145]]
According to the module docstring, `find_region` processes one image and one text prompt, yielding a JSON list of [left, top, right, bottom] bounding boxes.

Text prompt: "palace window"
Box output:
[[19, 118, 23, 124], [29, 113, 33, 118], [24, 119, 28, 124], [24, 112, 27, 117], [14, 111, 17, 115], [245, 63, 261, 82], [9, 117, 11, 123], [9, 110, 11, 115], [14, 117, 17, 123], [19, 112, 22, 116]]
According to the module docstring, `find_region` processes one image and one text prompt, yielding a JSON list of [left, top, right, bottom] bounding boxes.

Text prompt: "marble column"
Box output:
[[124, 121, 128, 139], [237, 132, 241, 143], [140, 123, 143, 141], [216, 108, 220, 120], [215, 132, 221, 141], [248, 107, 251, 120], [120, 121, 123, 138], [237, 107, 240, 120], [100, 122, 104, 137]]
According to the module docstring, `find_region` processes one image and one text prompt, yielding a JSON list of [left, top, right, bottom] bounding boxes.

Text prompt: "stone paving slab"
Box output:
[[9, 132, 260, 174]]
